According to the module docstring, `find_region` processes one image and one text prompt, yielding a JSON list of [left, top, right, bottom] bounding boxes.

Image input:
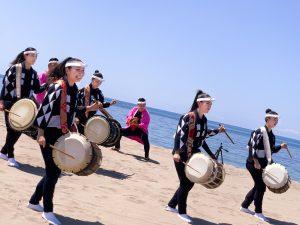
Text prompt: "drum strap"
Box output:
[[55, 79, 68, 134], [187, 111, 196, 158], [84, 85, 90, 118], [260, 126, 272, 164], [15, 63, 22, 99]]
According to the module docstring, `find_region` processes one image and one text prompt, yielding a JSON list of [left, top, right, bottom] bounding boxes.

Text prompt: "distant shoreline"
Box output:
[[106, 97, 300, 142]]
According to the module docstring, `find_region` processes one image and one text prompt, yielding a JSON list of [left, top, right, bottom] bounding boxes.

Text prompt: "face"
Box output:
[[91, 78, 102, 89], [66, 65, 85, 83], [48, 62, 58, 73], [198, 100, 212, 113], [137, 103, 146, 111], [266, 117, 279, 128], [24, 53, 38, 65]]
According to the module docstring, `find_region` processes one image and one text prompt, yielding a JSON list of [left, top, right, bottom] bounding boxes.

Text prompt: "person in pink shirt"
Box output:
[[112, 98, 150, 159], [35, 58, 59, 104]]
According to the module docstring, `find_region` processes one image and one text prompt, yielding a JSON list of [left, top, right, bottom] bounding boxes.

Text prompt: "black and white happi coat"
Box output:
[[34, 77, 81, 130], [247, 125, 281, 168], [172, 110, 219, 161], [0, 62, 45, 108], [76, 83, 110, 120]]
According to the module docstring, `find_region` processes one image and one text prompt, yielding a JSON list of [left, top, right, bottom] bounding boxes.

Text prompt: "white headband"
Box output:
[[137, 101, 146, 104], [265, 114, 279, 118], [197, 97, 215, 102], [65, 62, 86, 68], [23, 51, 37, 55], [48, 61, 59, 65], [92, 75, 103, 81]]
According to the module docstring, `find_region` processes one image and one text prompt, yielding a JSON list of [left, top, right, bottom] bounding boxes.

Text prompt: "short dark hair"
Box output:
[[138, 97, 146, 102], [49, 58, 59, 62], [265, 108, 278, 122]]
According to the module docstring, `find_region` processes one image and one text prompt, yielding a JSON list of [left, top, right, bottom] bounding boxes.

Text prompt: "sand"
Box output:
[[0, 114, 299, 225]]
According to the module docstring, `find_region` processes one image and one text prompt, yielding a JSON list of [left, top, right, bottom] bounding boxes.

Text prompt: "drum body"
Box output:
[[8, 98, 37, 131], [201, 162, 225, 189], [185, 153, 225, 189], [75, 142, 102, 176], [84, 115, 121, 147], [53, 133, 93, 173], [263, 163, 291, 194]]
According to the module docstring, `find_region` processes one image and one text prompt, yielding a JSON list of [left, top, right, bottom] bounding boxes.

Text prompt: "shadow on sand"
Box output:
[[117, 150, 160, 164], [96, 167, 135, 180], [56, 214, 104, 225], [268, 217, 298, 225], [18, 163, 44, 176]]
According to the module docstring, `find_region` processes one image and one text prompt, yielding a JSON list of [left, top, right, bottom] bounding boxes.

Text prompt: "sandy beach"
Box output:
[[0, 114, 299, 225]]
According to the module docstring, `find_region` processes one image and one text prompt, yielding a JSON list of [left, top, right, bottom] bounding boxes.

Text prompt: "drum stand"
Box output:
[[214, 143, 229, 164]]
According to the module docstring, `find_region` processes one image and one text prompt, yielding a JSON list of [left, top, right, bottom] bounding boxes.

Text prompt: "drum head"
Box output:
[[185, 153, 214, 183], [53, 133, 93, 173], [263, 163, 289, 189], [85, 116, 110, 144], [9, 99, 37, 131]]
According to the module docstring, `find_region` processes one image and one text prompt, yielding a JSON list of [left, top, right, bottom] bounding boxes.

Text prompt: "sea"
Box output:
[[106, 99, 300, 182], [0, 76, 299, 181]]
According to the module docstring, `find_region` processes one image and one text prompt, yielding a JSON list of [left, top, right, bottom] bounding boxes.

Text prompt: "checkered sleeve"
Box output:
[[248, 129, 262, 159], [75, 88, 86, 117], [34, 83, 62, 129], [206, 128, 219, 138], [77, 88, 84, 107], [0, 66, 16, 101], [172, 114, 189, 154]]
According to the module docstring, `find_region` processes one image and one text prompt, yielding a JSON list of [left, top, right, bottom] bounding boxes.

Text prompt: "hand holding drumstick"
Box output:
[[37, 128, 46, 148], [280, 143, 292, 159], [219, 123, 235, 144], [129, 117, 139, 125]]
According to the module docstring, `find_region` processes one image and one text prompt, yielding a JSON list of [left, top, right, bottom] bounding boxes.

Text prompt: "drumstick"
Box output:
[[49, 144, 75, 159], [219, 123, 234, 144], [263, 169, 279, 181], [286, 147, 293, 159], [100, 108, 113, 119], [180, 160, 202, 175], [5, 109, 21, 117]]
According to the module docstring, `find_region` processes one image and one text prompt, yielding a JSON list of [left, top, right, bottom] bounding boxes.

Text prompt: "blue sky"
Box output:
[[0, 0, 299, 139]]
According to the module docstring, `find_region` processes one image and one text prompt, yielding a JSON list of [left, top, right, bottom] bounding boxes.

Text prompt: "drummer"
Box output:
[[75, 70, 117, 134], [240, 108, 288, 222], [165, 90, 225, 223], [112, 97, 151, 159], [27, 58, 99, 225], [0, 47, 46, 167], [35, 58, 59, 104]]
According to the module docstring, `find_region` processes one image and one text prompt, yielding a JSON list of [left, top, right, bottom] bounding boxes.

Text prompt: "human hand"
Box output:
[[0, 100, 4, 111], [173, 153, 181, 162], [110, 99, 117, 105]]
